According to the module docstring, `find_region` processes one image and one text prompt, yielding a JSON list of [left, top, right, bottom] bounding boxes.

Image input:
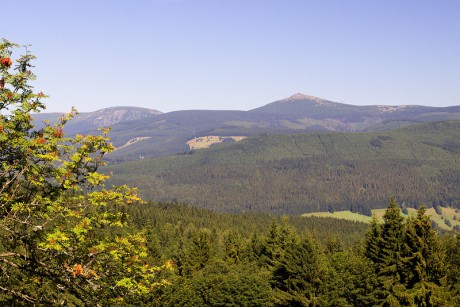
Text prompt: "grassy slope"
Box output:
[[105, 120, 460, 214]]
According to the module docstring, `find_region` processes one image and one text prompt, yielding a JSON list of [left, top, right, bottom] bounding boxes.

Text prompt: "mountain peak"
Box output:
[[283, 93, 328, 104], [288, 93, 311, 100]]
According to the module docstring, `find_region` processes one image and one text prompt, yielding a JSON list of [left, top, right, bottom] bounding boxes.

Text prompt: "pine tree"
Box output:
[[365, 199, 454, 305], [401, 206, 452, 305], [364, 215, 382, 267], [324, 235, 344, 255], [379, 198, 405, 273], [223, 231, 244, 264], [365, 198, 407, 304], [176, 228, 214, 276], [444, 236, 460, 304], [327, 251, 379, 306], [271, 234, 329, 306], [259, 218, 298, 268]]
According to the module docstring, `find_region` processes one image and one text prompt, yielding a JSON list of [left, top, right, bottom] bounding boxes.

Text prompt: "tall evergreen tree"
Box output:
[[259, 218, 298, 268], [327, 251, 379, 306], [402, 207, 443, 286], [271, 235, 329, 306], [365, 198, 407, 304], [379, 198, 405, 271], [365, 199, 455, 305], [223, 231, 244, 264], [401, 206, 452, 305], [444, 236, 460, 304], [175, 228, 214, 276], [365, 215, 382, 266]]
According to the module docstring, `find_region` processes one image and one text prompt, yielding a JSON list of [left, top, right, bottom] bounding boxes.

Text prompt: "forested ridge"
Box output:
[[107, 120, 460, 214]]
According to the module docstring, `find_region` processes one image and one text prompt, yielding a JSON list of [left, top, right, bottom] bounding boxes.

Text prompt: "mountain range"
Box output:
[[33, 93, 460, 161]]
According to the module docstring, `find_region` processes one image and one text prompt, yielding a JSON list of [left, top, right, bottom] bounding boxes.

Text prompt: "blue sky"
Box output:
[[3, 0, 460, 113]]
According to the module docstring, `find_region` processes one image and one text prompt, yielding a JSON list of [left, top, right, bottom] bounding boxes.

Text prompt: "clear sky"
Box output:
[[3, 0, 460, 113]]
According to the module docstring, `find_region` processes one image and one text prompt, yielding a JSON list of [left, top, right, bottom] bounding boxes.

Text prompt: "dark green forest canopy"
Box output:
[[120, 200, 460, 306], [106, 120, 460, 214], [126, 202, 368, 247]]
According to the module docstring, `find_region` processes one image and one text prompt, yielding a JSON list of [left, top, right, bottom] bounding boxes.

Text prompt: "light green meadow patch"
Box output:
[[424, 207, 460, 231], [302, 207, 459, 231], [301, 211, 373, 223]]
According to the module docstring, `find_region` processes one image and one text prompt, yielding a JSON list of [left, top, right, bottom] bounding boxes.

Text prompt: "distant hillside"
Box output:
[[105, 120, 460, 214], [34, 94, 460, 161], [33, 106, 162, 134], [251, 93, 460, 130], [251, 93, 388, 119]]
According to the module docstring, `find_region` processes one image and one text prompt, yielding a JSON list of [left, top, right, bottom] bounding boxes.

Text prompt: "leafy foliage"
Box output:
[[0, 39, 168, 305]]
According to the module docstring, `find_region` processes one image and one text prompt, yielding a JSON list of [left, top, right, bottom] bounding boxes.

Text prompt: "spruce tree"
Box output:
[[401, 206, 451, 305], [444, 236, 460, 304], [379, 198, 405, 275], [365, 199, 454, 305], [365, 198, 406, 304], [259, 218, 298, 268], [327, 251, 379, 306], [176, 228, 214, 276], [271, 234, 329, 306], [223, 231, 244, 264], [364, 215, 382, 267]]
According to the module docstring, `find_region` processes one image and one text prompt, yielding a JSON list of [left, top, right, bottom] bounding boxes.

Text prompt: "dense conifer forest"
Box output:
[[107, 120, 460, 214], [118, 200, 460, 306]]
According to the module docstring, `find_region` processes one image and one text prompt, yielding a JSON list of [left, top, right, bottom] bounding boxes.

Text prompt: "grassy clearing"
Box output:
[[187, 135, 246, 150], [301, 211, 373, 223], [302, 207, 460, 231], [425, 207, 460, 231], [115, 137, 151, 151]]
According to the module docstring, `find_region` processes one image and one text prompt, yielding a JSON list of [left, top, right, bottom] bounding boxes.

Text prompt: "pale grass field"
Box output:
[[187, 136, 246, 150]]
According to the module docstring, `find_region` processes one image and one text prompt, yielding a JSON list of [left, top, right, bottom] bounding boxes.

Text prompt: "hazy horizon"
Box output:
[[30, 92, 458, 114]]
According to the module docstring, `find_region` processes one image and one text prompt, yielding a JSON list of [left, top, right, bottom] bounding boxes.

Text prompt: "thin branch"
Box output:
[[0, 285, 36, 303]]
